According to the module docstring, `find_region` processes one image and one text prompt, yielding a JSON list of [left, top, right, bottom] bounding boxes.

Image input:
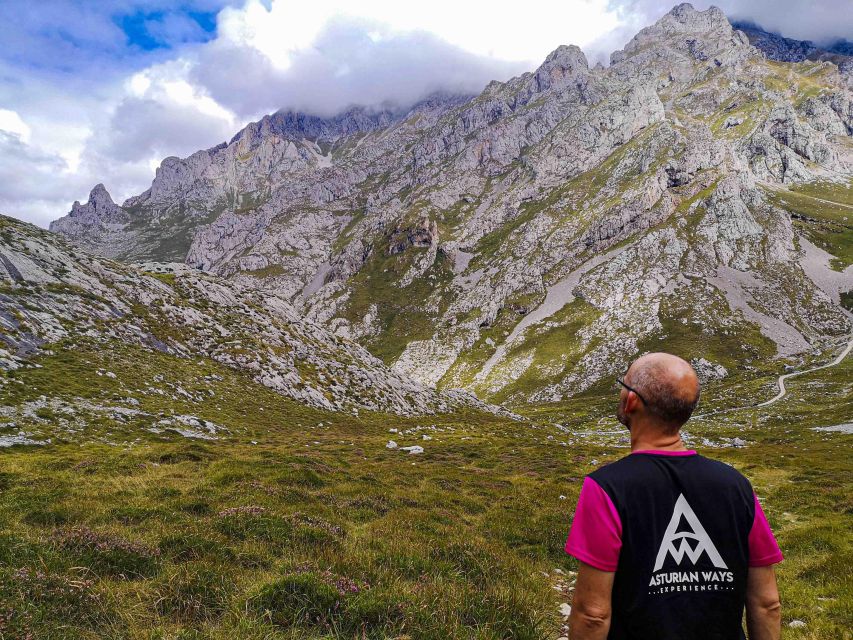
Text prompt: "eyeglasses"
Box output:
[[616, 378, 647, 405]]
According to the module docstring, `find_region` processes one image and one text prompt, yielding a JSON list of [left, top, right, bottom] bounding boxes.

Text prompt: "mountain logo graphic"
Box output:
[[653, 494, 728, 571]]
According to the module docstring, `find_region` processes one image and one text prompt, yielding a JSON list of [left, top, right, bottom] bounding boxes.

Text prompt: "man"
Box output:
[[565, 353, 783, 640]]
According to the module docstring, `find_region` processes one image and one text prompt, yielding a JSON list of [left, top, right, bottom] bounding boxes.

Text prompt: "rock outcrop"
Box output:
[[1, 215, 483, 415]]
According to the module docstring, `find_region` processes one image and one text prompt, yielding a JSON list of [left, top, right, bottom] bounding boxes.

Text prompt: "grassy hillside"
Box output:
[[0, 338, 850, 639], [769, 180, 853, 270]]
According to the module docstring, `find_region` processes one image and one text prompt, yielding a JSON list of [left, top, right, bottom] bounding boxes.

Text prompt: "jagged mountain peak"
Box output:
[[85, 183, 114, 206], [66, 183, 117, 215], [531, 44, 590, 92], [639, 2, 732, 39], [230, 91, 473, 149], [232, 105, 396, 148], [50, 182, 126, 238], [541, 44, 589, 71], [666, 2, 728, 29], [611, 2, 749, 68]]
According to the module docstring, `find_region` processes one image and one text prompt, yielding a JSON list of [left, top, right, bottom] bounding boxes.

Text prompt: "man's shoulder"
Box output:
[[690, 453, 753, 486], [587, 453, 646, 485], [588, 452, 752, 488]]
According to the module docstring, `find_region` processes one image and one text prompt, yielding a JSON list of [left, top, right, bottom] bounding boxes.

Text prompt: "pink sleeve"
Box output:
[[564, 476, 622, 571], [749, 493, 783, 567]]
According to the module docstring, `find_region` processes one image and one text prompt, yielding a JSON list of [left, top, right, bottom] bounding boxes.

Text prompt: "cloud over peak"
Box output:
[[1, 0, 851, 227]]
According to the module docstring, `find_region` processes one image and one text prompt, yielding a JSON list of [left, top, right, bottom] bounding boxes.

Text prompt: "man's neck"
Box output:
[[629, 422, 687, 452]]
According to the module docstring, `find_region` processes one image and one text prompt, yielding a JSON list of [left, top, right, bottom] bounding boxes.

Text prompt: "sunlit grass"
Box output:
[[0, 342, 850, 637]]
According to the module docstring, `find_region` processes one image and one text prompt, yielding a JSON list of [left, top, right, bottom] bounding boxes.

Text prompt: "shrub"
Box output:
[[159, 532, 232, 563], [341, 587, 407, 636], [155, 444, 211, 465], [248, 570, 407, 637], [276, 467, 325, 488], [214, 506, 293, 544], [290, 512, 345, 547], [0, 534, 54, 567], [0, 566, 116, 636], [107, 505, 158, 524], [23, 507, 70, 527], [178, 499, 212, 515], [0, 471, 17, 490], [431, 540, 504, 585], [51, 526, 161, 578]]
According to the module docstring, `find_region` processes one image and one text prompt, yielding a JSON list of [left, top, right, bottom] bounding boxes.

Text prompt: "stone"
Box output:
[[691, 358, 728, 382]]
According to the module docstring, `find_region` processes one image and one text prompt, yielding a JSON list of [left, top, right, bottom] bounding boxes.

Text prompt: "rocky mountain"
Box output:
[[731, 20, 853, 75], [0, 215, 485, 415], [50, 3, 853, 405]]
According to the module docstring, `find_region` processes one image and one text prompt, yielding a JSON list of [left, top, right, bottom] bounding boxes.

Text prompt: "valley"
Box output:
[[0, 329, 849, 638], [1, 3, 851, 638]]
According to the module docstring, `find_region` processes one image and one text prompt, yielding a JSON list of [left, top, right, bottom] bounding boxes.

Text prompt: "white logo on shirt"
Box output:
[[653, 494, 728, 571]]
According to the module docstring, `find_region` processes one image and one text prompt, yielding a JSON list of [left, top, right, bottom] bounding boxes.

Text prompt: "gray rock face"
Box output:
[[0, 215, 491, 416], [49, 3, 853, 403], [230, 105, 399, 148], [68, 184, 124, 223], [611, 2, 753, 71]]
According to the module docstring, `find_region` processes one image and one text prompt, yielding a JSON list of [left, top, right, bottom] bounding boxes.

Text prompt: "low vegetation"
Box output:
[[0, 337, 850, 638]]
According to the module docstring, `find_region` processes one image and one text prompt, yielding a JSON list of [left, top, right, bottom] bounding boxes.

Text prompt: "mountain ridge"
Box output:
[[731, 19, 853, 71], [47, 3, 853, 405]]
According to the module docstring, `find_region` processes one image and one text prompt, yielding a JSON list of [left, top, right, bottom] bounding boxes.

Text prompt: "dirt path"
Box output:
[[693, 337, 852, 418], [760, 182, 853, 211], [794, 194, 853, 210], [756, 337, 853, 407]]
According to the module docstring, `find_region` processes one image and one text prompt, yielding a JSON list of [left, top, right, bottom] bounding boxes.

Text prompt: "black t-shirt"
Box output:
[[566, 451, 779, 640]]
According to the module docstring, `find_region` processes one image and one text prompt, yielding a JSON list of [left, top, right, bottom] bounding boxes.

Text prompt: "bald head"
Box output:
[[624, 353, 701, 432]]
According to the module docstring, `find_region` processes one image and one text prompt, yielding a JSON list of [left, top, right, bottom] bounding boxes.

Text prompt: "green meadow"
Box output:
[[0, 339, 850, 639]]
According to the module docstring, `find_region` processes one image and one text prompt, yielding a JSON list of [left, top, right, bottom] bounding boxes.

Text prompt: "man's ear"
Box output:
[[625, 391, 641, 414]]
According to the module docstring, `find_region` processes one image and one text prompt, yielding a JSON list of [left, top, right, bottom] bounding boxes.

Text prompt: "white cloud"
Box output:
[[216, 0, 621, 66], [0, 109, 31, 143], [0, 131, 87, 228], [191, 17, 530, 117]]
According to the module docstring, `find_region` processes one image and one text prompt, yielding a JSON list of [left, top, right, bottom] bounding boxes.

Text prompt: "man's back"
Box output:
[[566, 450, 783, 639], [565, 353, 782, 640]]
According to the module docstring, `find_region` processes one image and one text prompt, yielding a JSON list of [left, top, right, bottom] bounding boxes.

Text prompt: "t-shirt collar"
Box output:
[[631, 449, 697, 456]]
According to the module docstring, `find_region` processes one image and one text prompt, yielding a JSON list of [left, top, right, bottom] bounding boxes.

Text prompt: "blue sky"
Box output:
[[0, 0, 245, 226], [119, 8, 218, 51], [0, 1, 232, 75], [0, 0, 851, 228]]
